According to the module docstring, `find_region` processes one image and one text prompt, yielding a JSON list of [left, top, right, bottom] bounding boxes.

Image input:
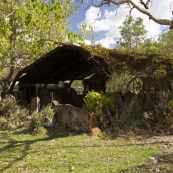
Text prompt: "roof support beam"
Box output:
[[68, 67, 92, 87], [44, 59, 80, 87]]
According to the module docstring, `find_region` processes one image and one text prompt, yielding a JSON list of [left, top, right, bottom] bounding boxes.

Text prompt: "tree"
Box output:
[[0, 0, 81, 95], [158, 30, 173, 59], [137, 38, 159, 54], [78, 0, 173, 29], [119, 16, 147, 53]]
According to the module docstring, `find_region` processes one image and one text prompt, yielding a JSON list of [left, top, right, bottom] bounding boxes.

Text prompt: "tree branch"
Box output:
[[91, 0, 110, 7], [122, 75, 136, 95], [84, 0, 173, 29], [108, 0, 172, 28], [139, 0, 150, 9]]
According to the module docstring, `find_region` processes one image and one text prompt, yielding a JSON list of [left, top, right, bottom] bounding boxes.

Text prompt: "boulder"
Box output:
[[54, 104, 89, 132], [30, 97, 40, 114]]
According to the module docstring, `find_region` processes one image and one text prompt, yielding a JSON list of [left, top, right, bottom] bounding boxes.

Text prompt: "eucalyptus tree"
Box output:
[[119, 16, 147, 53], [0, 0, 81, 95], [158, 30, 173, 59]]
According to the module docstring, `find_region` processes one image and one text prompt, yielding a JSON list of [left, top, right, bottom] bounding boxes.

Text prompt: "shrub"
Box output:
[[83, 91, 103, 116], [117, 101, 145, 130], [41, 104, 55, 119], [0, 117, 8, 130], [26, 112, 46, 134], [0, 97, 56, 134], [83, 91, 149, 133], [83, 91, 117, 130], [26, 104, 56, 134], [0, 97, 29, 131]]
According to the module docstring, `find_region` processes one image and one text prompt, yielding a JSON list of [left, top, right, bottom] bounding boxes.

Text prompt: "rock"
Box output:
[[149, 157, 157, 164], [91, 127, 102, 136], [54, 104, 89, 132], [51, 100, 59, 107], [30, 97, 40, 114]]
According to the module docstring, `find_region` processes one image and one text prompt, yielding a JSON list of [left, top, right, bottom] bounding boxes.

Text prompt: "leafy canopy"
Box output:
[[158, 30, 173, 59], [0, 0, 83, 93], [119, 15, 147, 53]]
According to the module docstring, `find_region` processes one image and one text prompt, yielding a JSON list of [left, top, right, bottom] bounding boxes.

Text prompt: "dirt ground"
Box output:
[[130, 134, 173, 172]]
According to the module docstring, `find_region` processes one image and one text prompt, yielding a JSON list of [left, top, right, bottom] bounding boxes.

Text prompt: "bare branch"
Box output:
[[91, 0, 110, 7], [139, 0, 150, 9], [170, 1, 173, 15], [107, 0, 173, 29], [82, 0, 173, 29], [122, 75, 136, 95], [5, 12, 14, 19], [126, 3, 134, 16]]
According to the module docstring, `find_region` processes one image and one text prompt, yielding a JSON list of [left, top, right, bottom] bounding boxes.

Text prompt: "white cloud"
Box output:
[[84, 6, 101, 27], [82, 0, 173, 48], [95, 37, 116, 48], [85, 39, 91, 45]]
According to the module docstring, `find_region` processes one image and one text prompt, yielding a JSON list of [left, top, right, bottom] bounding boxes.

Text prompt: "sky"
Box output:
[[71, 0, 173, 48]]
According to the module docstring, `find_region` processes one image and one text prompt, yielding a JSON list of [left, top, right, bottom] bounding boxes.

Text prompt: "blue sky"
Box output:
[[70, 0, 172, 48]]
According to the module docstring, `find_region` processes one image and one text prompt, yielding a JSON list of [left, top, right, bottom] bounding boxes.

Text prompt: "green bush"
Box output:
[[83, 91, 103, 116], [83, 91, 117, 130], [0, 97, 29, 131], [0, 117, 8, 130], [83, 91, 149, 133], [26, 104, 56, 134], [0, 98, 56, 134], [26, 112, 46, 134], [41, 103, 55, 119]]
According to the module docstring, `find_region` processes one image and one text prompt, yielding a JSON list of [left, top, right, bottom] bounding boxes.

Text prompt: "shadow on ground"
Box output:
[[0, 130, 83, 172]]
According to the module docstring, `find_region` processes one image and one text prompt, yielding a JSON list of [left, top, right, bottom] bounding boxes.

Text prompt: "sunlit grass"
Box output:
[[0, 131, 160, 173]]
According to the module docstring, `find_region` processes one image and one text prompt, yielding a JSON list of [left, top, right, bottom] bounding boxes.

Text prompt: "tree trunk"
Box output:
[[0, 66, 15, 98]]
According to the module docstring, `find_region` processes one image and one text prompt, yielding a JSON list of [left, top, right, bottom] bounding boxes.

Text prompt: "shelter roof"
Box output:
[[10, 43, 110, 92]]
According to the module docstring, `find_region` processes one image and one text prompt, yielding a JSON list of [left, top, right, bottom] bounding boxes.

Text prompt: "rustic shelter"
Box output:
[[8, 43, 173, 131], [9, 43, 110, 107]]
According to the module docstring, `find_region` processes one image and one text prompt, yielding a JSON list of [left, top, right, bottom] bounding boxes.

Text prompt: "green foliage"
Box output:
[[119, 15, 147, 53], [158, 30, 173, 59], [106, 72, 142, 93], [83, 91, 103, 116], [78, 22, 95, 45], [0, 0, 84, 93], [41, 104, 54, 119], [26, 112, 46, 134], [118, 101, 144, 129], [0, 97, 29, 131], [84, 91, 119, 130], [142, 38, 159, 54], [0, 98, 18, 116], [26, 104, 57, 133], [0, 97, 55, 134], [101, 92, 116, 109], [71, 80, 84, 94], [0, 117, 8, 131]]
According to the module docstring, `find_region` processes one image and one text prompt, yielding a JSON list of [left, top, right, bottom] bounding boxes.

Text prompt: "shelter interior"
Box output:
[[10, 44, 109, 108]]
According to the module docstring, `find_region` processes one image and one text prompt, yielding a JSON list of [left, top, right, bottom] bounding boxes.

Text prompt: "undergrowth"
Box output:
[[0, 98, 55, 134], [84, 91, 173, 135], [1, 91, 172, 136]]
